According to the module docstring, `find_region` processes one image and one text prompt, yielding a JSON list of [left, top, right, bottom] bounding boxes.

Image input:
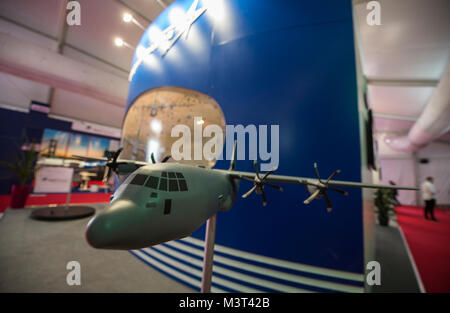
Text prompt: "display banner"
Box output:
[[41, 128, 119, 158], [71, 120, 121, 139], [34, 166, 74, 193], [125, 0, 364, 293]]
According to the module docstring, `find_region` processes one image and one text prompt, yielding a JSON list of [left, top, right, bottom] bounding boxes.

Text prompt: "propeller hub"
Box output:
[[103, 148, 123, 182], [241, 160, 282, 206], [303, 163, 347, 212]]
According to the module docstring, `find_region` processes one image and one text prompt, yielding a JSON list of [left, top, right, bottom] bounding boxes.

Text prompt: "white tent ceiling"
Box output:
[[0, 0, 448, 147], [354, 0, 450, 146], [0, 0, 172, 129]]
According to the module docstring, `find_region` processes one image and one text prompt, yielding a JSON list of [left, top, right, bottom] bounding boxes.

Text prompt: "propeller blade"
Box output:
[[325, 169, 341, 184], [112, 148, 123, 163], [261, 190, 267, 207], [324, 192, 333, 212], [265, 183, 283, 192], [262, 169, 276, 181], [314, 162, 322, 183], [150, 153, 156, 164], [102, 166, 110, 183], [105, 151, 113, 159], [253, 160, 260, 180], [241, 160, 281, 206], [161, 155, 172, 163], [329, 187, 348, 196], [242, 185, 257, 198], [304, 189, 321, 204]]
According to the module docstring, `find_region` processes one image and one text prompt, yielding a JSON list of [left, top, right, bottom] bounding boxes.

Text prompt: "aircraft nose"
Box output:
[[85, 199, 140, 249]]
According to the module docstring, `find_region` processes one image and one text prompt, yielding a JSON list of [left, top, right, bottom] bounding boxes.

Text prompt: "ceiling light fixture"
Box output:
[[122, 12, 146, 31], [114, 37, 135, 50], [123, 13, 133, 23], [114, 37, 124, 47]]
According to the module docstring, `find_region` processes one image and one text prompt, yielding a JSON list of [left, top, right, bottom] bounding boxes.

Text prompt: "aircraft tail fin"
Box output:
[[229, 140, 237, 171]]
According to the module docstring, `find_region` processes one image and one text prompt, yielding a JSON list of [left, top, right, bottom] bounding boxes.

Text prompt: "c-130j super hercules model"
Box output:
[[74, 143, 417, 250]]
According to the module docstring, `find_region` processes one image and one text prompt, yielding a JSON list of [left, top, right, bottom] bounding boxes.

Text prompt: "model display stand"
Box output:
[[30, 205, 95, 221], [30, 167, 95, 221], [201, 214, 217, 293]]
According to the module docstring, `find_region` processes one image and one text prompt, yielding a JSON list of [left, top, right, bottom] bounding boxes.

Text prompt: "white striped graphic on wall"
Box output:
[[129, 237, 364, 293]]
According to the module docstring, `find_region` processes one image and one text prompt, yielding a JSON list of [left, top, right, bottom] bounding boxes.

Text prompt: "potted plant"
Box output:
[[0, 143, 38, 209], [374, 188, 394, 226]]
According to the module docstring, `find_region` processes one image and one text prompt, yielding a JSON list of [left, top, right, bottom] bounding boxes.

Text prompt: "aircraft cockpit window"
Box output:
[[145, 176, 159, 189], [178, 179, 188, 191], [159, 178, 168, 191], [169, 179, 179, 191], [155, 172, 187, 192], [130, 174, 147, 185]]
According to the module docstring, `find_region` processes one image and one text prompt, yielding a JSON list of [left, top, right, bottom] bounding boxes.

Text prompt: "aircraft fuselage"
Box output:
[[85, 163, 238, 250]]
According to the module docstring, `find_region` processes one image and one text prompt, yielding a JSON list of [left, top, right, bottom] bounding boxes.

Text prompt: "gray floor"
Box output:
[[1, 204, 422, 293], [372, 215, 421, 293], [0, 204, 193, 293]]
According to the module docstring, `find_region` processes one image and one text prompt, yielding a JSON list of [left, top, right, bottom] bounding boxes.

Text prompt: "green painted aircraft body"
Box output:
[[86, 163, 238, 249]]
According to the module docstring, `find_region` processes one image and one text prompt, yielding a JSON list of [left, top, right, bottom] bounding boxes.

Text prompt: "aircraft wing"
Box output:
[[72, 154, 149, 175], [71, 155, 107, 162], [222, 170, 418, 190], [72, 155, 148, 166], [116, 159, 149, 167]]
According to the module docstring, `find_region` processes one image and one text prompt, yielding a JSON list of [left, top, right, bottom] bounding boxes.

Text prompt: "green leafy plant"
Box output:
[[0, 143, 38, 186], [375, 188, 394, 226]]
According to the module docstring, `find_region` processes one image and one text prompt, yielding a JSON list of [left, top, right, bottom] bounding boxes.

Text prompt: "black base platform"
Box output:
[[30, 206, 95, 221]]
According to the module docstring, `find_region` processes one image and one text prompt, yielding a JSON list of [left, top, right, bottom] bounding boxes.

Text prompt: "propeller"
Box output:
[[241, 160, 283, 206], [102, 148, 123, 182], [101, 150, 172, 182], [150, 153, 171, 164], [303, 163, 348, 212]]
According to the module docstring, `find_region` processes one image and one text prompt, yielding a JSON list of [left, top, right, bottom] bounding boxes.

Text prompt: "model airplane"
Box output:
[[73, 144, 417, 250]]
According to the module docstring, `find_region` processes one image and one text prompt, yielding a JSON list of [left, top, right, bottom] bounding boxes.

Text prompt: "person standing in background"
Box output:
[[421, 177, 437, 221]]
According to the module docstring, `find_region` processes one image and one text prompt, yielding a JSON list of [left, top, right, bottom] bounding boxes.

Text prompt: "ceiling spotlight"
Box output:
[[114, 37, 135, 50], [122, 12, 146, 31], [114, 37, 124, 47], [123, 13, 133, 23]]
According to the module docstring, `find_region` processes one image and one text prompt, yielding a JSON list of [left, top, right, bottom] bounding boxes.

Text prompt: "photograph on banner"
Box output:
[[88, 137, 110, 158], [40, 129, 70, 157], [66, 134, 89, 158]]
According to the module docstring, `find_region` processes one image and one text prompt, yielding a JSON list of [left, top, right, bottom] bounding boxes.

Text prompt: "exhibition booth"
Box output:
[[0, 0, 448, 294]]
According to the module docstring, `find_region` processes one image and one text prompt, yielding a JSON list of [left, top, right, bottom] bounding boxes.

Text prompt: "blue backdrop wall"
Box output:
[[127, 0, 364, 292]]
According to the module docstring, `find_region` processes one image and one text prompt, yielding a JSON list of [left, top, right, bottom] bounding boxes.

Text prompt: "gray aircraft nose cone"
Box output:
[[85, 199, 140, 249], [85, 214, 107, 248]]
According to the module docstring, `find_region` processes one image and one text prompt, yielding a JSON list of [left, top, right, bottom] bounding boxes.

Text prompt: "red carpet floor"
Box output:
[[0, 193, 111, 214], [396, 205, 450, 293]]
